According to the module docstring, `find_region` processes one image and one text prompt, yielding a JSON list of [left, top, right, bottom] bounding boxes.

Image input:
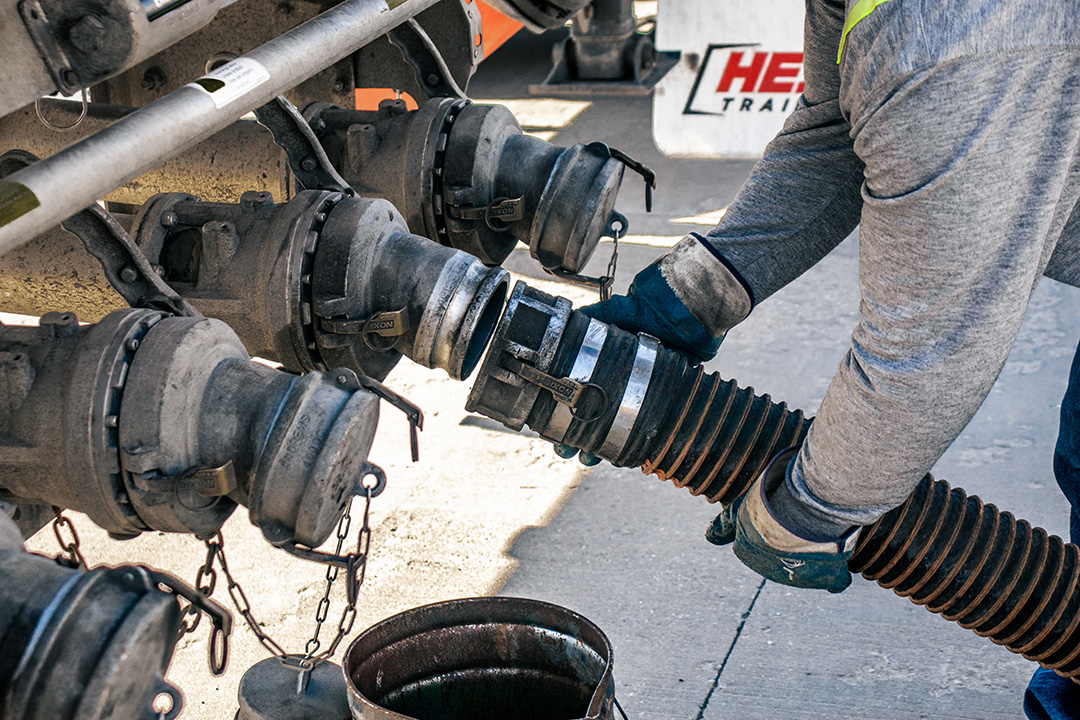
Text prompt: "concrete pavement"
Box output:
[[20, 23, 1080, 720]]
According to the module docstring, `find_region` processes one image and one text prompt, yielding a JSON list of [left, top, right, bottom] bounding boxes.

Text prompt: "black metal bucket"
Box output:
[[343, 597, 615, 720]]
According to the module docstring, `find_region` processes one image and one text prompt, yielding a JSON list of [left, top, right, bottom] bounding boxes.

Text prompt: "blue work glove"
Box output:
[[581, 233, 753, 364], [706, 448, 860, 593], [553, 234, 754, 465], [552, 443, 601, 466]]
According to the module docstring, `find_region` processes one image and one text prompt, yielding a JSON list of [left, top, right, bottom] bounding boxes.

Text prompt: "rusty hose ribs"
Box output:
[[466, 281, 1080, 682]]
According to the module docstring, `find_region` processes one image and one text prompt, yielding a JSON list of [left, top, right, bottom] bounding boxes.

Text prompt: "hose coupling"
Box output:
[[309, 98, 628, 273], [132, 190, 509, 381], [0, 308, 388, 549], [0, 511, 194, 720]]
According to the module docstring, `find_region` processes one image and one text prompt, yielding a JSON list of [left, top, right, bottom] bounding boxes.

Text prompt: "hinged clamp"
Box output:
[[131, 461, 238, 499], [502, 356, 607, 423], [447, 196, 524, 231]]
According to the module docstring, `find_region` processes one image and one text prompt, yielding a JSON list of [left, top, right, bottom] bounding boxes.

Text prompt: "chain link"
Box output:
[[302, 487, 372, 664], [50, 507, 87, 570], [215, 533, 290, 659], [600, 220, 622, 302], [182, 487, 376, 672], [180, 535, 221, 636]]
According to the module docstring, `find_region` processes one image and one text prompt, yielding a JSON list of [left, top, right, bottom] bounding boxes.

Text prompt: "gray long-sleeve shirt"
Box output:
[[701, 0, 1080, 526]]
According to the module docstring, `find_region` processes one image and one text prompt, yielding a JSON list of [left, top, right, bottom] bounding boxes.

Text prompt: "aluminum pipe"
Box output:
[[0, 0, 441, 254]]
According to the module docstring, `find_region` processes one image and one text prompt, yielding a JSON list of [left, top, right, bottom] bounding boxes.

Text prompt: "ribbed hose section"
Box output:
[[636, 360, 810, 506], [469, 284, 1080, 682], [640, 375, 1080, 680], [850, 475, 1080, 679]]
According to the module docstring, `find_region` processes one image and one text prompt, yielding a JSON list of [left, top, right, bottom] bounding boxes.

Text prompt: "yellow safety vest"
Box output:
[[837, 0, 894, 63]]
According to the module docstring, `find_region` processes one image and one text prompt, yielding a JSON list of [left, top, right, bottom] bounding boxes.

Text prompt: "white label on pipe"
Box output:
[[188, 58, 271, 109]]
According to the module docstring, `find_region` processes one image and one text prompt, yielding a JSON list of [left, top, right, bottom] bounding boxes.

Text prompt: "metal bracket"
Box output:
[[608, 147, 656, 212], [0, 150, 201, 317], [145, 568, 233, 676], [254, 95, 354, 195], [355, 374, 424, 462], [319, 308, 409, 340], [529, 28, 680, 98], [18, 0, 80, 95], [387, 18, 469, 101]]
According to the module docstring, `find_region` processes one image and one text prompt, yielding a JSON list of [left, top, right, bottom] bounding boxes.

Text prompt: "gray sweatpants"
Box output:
[[704, 0, 1080, 527]]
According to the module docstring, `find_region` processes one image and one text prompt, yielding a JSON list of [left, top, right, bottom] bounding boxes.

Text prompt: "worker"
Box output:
[[560, 0, 1080, 716]]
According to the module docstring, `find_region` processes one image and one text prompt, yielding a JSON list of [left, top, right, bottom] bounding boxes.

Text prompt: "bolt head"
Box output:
[[426, 73, 440, 86], [140, 67, 166, 92], [160, 211, 178, 228], [119, 266, 138, 283], [300, 157, 317, 172], [125, 338, 140, 351], [60, 68, 79, 89], [68, 15, 106, 54]]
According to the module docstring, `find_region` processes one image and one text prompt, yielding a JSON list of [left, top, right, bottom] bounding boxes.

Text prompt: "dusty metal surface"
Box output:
[[344, 596, 615, 720], [0, 518, 189, 720], [0, 99, 289, 210], [91, 0, 356, 111], [0, 308, 383, 548], [314, 98, 626, 272], [0, 0, 235, 116]]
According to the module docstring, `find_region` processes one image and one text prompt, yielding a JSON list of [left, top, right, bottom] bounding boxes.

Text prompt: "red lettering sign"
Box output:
[[758, 52, 803, 93], [715, 51, 804, 94], [716, 51, 767, 93]]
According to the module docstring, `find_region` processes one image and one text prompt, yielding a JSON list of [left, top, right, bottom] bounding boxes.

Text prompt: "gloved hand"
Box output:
[[706, 447, 860, 593], [581, 233, 754, 364], [552, 234, 754, 465], [552, 443, 601, 466]]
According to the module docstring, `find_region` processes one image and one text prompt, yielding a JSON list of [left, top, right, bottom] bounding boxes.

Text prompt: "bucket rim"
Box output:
[[342, 596, 615, 720]]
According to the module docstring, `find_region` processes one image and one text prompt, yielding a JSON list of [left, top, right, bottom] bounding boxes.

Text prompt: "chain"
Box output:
[[184, 487, 375, 672], [214, 532, 290, 659], [600, 220, 621, 302], [179, 534, 221, 636], [302, 487, 373, 664], [51, 507, 87, 570]]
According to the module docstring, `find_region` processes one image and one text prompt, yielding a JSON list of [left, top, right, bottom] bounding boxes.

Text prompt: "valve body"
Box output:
[[0, 308, 381, 549]]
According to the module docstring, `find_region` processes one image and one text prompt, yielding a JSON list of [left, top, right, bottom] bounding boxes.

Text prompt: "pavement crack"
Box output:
[[693, 578, 767, 720]]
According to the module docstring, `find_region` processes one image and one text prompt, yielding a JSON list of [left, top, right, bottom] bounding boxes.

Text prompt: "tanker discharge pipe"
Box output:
[[0, 308, 385, 553], [466, 281, 1080, 682], [0, 511, 230, 720], [310, 98, 628, 274], [129, 190, 509, 382]]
